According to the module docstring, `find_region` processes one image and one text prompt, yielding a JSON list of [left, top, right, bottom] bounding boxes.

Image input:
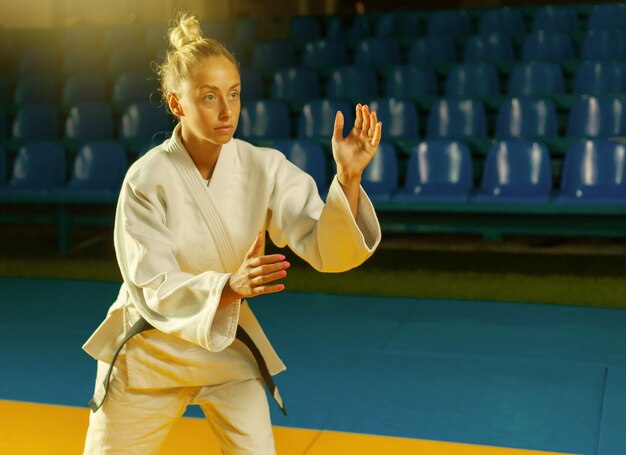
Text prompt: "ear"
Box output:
[[167, 93, 184, 117]]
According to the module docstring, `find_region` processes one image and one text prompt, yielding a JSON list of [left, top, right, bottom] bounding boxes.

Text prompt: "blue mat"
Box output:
[[2, 277, 626, 454]]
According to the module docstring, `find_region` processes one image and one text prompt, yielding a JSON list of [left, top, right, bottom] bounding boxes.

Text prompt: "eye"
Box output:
[[203, 93, 216, 101], [229, 91, 240, 100]]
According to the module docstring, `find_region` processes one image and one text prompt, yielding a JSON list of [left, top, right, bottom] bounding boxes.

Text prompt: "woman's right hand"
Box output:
[[220, 232, 289, 307]]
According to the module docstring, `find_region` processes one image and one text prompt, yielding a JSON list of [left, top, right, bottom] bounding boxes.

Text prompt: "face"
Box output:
[[168, 55, 241, 147]]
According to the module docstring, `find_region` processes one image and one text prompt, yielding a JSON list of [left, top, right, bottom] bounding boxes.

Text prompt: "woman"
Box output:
[[83, 12, 381, 454]]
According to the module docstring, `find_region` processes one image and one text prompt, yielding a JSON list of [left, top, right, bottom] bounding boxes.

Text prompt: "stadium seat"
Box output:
[[65, 103, 114, 143], [112, 71, 159, 112], [573, 61, 626, 95], [0, 145, 6, 184], [238, 99, 291, 141], [427, 10, 472, 37], [119, 102, 172, 147], [521, 31, 574, 62], [0, 75, 8, 108], [353, 37, 402, 67], [393, 140, 473, 202], [62, 74, 107, 108], [473, 140, 552, 203], [555, 140, 626, 203], [368, 97, 419, 140], [326, 15, 370, 41], [427, 98, 487, 140], [200, 19, 234, 43], [444, 64, 501, 98], [62, 48, 104, 75], [407, 36, 457, 65], [566, 96, 626, 138], [60, 141, 128, 194], [478, 7, 525, 35], [12, 105, 60, 142], [0, 108, 7, 141], [385, 65, 438, 100], [301, 39, 349, 71], [18, 50, 56, 74], [0, 142, 65, 192], [289, 15, 322, 46], [507, 62, 565, 97], [587, 3, 626, 31], [251, 40, 297, 76], [235, 18, 259, 44], [107, 47, 152, 76], [361, 141, 399, 201], [374, 12, 420, 38], [298, 99, 354, 140], [275, 139, 328, 191], [326, 66, 379, 105], [463, 34, 514, 64], [495, 97, 558, 140], [270, 67, 320, 110], [13, 75, 57, 106], [240, 68, 264, 101], [531, 5, 580, 33], [580, 30, 626, 61]]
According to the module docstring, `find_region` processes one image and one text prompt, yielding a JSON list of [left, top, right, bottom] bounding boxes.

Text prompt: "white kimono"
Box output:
[[83, 124, 381, 391]]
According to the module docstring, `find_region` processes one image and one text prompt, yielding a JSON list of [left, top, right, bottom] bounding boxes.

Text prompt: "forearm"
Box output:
[[337, 173, 361, 219], [219, 278, 241, 309]]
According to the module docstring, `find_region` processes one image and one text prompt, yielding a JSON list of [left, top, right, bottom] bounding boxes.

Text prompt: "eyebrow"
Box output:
[[198, 83, 241, 90]]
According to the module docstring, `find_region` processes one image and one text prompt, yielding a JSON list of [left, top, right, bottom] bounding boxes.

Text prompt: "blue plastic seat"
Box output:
[[120, 102, 172, 144], [326, 66, 379, 104], [325, 15, 370, 40], [14, 75, 57, 106], [393, 140, 473, 202], [275, 139, 328, 191], [427, 98, 487, 140], [361, 141, 399, 201], [18, 50, 56, 74], [252, 40, 297, 75], [238, 99, 291, 140], [0, 108, 7, 141], [444, 64, 501, 98], [531, 6, 580, 33], [495, 97, 558, 140], [62, 74, 107, 107], [301, 39, 349, 70], [235, 18, 259, 44], [112, 71, 159, 112], [353, 38, 402, 67], [573, 61, 626, 95], [240, 68, 264, 101], [566, 96, 626, 138], [107, 46, 151, 76], [507, 62, 565, 97], [463, 34, 514, 64], [368, 98, 419, 140], [478, 7, 525, 35], [298, 99, 354, 140], [555, 140, 626, 204], [60, 141, 128, 194], [407, 36, 457, 65], [289, 15, 321, 46], [385, 65, 438, 99], [427, 10, 471, 37], [580, 30, 626, 61], [200, 19, 234, 43], [521, 31, 574, 62], [0, 75, 8, 108], [270, 67, 321, 107], [473, 140, 552, 203], [587, 3, 626, 31], [65, 103, 114, 142], [0, 142, 65, 192], [62, 48, 104, 75], [12, 105, 60, 142], [374, 12, 420, 38], [0, 145, 6, 184]]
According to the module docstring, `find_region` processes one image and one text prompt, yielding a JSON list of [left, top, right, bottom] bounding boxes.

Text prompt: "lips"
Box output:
[[215, 125, 233, 131]]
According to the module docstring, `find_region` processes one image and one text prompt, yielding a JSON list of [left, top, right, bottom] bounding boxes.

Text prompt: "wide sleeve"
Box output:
[[114, 181, 240, 353], [267, 156, 381, 272]]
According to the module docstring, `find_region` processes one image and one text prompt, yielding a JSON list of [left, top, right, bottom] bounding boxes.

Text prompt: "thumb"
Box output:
[[332, 110, 344, 142], [246, 231, 263, 258]]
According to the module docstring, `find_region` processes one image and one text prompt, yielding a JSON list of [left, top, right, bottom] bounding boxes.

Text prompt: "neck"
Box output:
[[179, 125, 223, 180]]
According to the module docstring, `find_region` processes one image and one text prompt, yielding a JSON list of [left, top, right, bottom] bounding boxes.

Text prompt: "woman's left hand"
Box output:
[[331, 103, 382, 185]]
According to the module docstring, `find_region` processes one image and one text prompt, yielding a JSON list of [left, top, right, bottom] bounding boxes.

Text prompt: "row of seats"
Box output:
[[2, 138, 625, 205], [2, 94, 624, 151]]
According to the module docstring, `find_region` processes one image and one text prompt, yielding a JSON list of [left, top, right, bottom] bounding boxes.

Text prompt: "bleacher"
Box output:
[[2, 3, 626, 253]]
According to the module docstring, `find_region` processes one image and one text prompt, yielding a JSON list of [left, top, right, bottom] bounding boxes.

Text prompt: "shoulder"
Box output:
[[122, 141, 174, 195], [233, 138, 286, 170]]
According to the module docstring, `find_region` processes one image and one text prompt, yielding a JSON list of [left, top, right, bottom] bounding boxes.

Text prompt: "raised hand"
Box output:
[[221, 232, 289, 306], [331, 104, 382, 185]]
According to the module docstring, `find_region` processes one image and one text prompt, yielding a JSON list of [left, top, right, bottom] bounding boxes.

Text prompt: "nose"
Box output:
[[218, 97, 232, 119]]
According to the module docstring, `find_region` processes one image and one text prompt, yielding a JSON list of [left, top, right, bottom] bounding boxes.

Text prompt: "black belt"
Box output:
[[88, 318, 287, 416]]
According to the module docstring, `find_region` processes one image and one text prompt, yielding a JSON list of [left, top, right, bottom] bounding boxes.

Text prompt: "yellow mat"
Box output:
[[0, 400, 572, 454]]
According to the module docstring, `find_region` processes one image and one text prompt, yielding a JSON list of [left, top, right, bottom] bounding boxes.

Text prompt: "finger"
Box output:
[[250, 260, 290, 278], [369, 111, 377, 136], [332, 110, 344, 142], [253, 254, 287, 267], [253, 269, 288, 286], [353, 103, 363, 130], [371, 121, 382, 147], [361, 105, 370, 132], [254, 284, 286, 296], [246, 231, 263, 259]]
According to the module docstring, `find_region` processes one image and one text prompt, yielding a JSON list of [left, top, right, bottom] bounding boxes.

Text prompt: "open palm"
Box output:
[[331, 104, 382, 183]]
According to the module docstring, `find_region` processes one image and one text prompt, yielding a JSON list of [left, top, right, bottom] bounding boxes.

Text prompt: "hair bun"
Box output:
[[169, 13, 203, 50]]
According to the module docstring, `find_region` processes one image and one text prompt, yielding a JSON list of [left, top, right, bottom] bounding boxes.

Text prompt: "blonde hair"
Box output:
[[156, 12, 239, 105]]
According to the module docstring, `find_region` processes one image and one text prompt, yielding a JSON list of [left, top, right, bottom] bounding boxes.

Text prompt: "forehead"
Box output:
[[189, 55, 240, 89]]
